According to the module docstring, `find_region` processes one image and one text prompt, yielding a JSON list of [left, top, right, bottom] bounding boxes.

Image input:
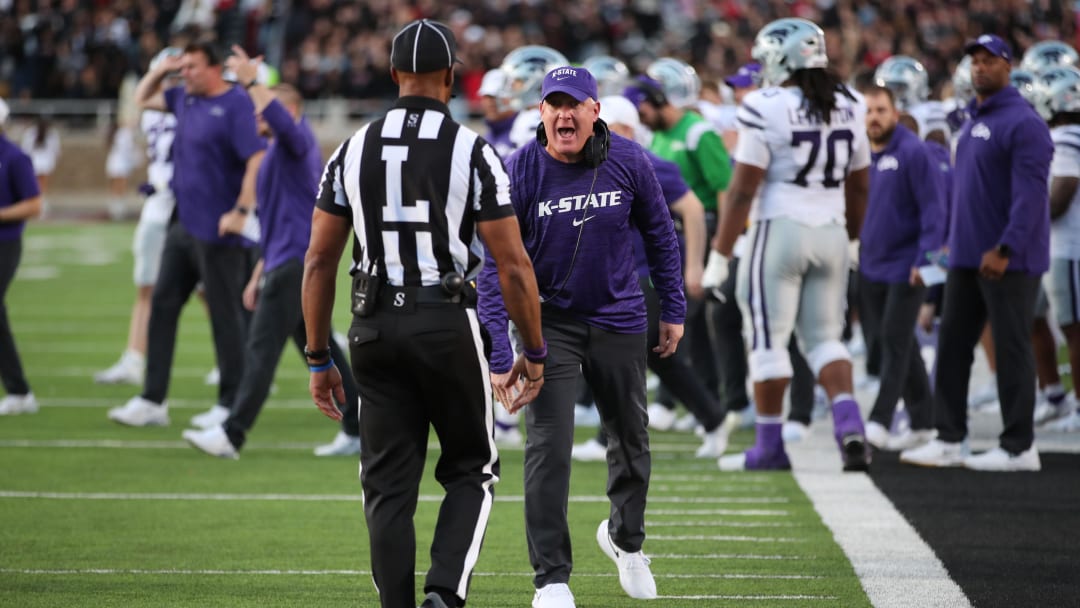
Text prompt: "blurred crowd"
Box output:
[[1, 1, 1077, 106]]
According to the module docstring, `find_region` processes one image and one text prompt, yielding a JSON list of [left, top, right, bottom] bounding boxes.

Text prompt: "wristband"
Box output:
[[523, 341, 548, 364], [303, 345, 331, 361], [309, 358, 335, 373]]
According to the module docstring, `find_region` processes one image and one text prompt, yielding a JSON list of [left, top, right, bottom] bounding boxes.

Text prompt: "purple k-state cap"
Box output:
[[724, 62, 762, 89], [541, 66, 598, 102], [964, 34, 1012, 62]]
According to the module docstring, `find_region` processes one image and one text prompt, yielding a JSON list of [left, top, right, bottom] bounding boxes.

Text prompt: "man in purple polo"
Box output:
[[858, 85, 945, 452], [478, 67, 685, 607], [110, 40, 266, 426], [900, 35, 1053, 471]]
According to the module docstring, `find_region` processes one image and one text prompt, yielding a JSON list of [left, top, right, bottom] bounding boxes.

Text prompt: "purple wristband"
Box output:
[[523, 341, 547, 364]]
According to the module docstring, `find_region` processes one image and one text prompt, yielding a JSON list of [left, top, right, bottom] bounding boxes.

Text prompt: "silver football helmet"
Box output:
[[498, 45, 569, 111], [951, 55, 974, 106], [583, 55, 630, 98], [874, 56, 929, 110], [751, 18, 828, 87], [646, 57, 701, 108], [1041, 65, 1080, 118], [1010, 68, 1048, 117], [1020, 40, 1079, 73]]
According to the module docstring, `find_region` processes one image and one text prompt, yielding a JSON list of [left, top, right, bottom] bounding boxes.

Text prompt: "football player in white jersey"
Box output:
[[95, 48, 181, 384], [703, 17, 873, 472], [1038, 65, 1080, 431], [501, 45, 569, 151], [875, 55, 950, 147]]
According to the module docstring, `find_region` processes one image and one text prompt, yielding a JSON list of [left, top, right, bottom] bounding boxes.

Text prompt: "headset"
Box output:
[[535, 118, 611, 168]]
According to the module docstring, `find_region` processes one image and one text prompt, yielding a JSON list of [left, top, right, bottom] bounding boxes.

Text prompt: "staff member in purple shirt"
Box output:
[[900, 35, 1053, 472], [858, 85, 944, 452], [182, 46, 360, 459], [0, 98, 43, 416], [110, 40, 267, 427], [478, 67, 685, 607]]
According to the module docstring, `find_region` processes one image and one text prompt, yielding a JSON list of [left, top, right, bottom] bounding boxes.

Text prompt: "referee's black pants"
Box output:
[[526, 306, 649, 589], [142, 222, 250, 407], [351, 298, 496, 608], [934, 268, 1040, 453]]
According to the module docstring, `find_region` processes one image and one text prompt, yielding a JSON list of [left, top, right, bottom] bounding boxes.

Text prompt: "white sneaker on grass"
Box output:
[[571, 438, 607, 462], [313, 431, 360, 456], [93, 350, 144, 385], [673, 413, 699, 432], [646, 403, 677, 431], [532, 583, 575, 608], [204, 367, 220, 386], [596, 519, 657, 599], [899, 438, 967, 467], [190, 404, 230, 429], [695, 426, 729, 458], [108, 397, 169, 427], [964, 446, 1041, 472], [573, 404, 601, 427], [0, 393, 38, 415], [182, 425, 239, 460]]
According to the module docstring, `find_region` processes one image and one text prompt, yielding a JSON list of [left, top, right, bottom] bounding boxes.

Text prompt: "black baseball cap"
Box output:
[[391, 19, 461, 74]]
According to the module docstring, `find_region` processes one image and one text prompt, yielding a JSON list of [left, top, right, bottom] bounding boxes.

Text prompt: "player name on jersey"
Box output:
[[787, 106, 856, 126]]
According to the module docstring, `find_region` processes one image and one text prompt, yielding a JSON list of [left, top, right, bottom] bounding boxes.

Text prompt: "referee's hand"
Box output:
[[309, 364, 346, 422]]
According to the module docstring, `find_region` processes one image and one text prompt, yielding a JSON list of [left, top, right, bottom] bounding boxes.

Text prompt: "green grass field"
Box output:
[[0, 223, 872, 607]]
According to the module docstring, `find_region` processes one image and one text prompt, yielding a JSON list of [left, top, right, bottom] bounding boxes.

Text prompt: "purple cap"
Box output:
[[622, 75, 665, 109], [541, 66, 598, 102], [724, 62, 761, 89], [964, 34, 1012, 62]]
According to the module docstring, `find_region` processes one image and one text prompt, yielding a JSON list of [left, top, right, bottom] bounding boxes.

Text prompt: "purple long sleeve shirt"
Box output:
[[949, 86, 1053, 274], [478, 132, 686, 374], [0, 136, 40, 241], [860, 124, 946, 283]]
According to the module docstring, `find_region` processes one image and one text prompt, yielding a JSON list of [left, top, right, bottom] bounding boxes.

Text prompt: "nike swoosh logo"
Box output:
[[572, 216, 596, 227]]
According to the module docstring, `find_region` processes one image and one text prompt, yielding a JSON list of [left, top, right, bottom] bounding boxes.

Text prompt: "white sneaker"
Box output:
[[313, 431, 361, 456], [1046, 411, 1080, 432], [108, 397, 169, 427], [646, 372, 660, 392], [865, 421, 890, 449], [573, 404, 601, 427], [190, 404, 230, 429], [204, 367, 220, 386], [571, 438, 607, 462], [1034, 399, 1073, 425], [646, 403, 677, 431], [182, 426, 239, 460], [855, 374, 880, 394], [596, 519, 657, 599], [695, 426, 729, 458], [964, 446, 1041, 472], [886, 429, 936, 451], [899, 438, 967, 467], [0, 393, 38, 415], [493, 425, 523, 447], [93, 351, 144, 385], [532, 583, 576, 608], [781, 420, 809, 443], [968, 380, 998, 410]]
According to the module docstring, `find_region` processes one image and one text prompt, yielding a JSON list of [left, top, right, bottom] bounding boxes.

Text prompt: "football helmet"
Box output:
[[751, 18, 828, 87], [1041, 65, 1080, 118], [1010, 68, 1048, 116], [874, 56, 929, 110], [1020, 40, 1079, 73], [499, 45, 569, 111], [951, 55, 974, 106], [583, 55, 630, 98], [646, 57, 701, 108]]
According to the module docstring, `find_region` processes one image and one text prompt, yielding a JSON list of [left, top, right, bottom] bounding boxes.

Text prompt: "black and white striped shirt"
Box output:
[[316, 96, 514, 286]]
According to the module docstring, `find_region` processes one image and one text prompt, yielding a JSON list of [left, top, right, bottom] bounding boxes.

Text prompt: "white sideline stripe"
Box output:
[[658, 596, 836, 601], [649, 520, 794, 528], [649, 534, 800, 543], [788, 423, 972, 608], [651, 474, 771, 483], [0, 568, 815, 581], [648, 508, 789, 516], [0, 491, 783, 505], [22, 398, 318, 410], [651, 554, 801, 560]]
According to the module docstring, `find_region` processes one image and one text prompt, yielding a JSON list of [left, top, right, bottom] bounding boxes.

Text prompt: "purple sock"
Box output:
[[753, 417, 784, 452], [831, 398, 865, 441]]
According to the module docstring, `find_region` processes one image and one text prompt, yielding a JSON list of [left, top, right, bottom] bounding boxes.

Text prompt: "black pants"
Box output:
[[142, 222, 250, 406], [223, 260, 358, 447], [0, 239, 30, 396], [859, 274, 932, 430], [352, 298, 496, 608], [934, 269, 1040, 453], [527, 306, 649, 588]]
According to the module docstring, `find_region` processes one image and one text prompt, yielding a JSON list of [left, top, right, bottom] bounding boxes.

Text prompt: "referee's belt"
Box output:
[[376, 284, 474, 312]]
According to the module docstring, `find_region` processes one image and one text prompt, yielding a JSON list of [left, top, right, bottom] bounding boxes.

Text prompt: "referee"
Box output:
[[301, 19, 546, 608]]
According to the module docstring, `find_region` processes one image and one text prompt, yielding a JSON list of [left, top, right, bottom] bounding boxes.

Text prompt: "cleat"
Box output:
[[841, 434, 871, 472]]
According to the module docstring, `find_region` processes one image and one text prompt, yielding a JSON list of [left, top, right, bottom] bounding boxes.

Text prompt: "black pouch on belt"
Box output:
[[351, 268, 380, 317]]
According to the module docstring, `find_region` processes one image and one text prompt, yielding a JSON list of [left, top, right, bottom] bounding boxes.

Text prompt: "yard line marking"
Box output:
[[648, 508, 789, 516], [0, 491, 785, 505], [651, 474, 771, 483], [33, 398, 317, 410], [0, 568, 817, 581], [648, 520, 794, 528], [657, 596, 836, 601], [788, 425, 972, 608], [651, 553, 802, 560], [649, 534, 801, 543]]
